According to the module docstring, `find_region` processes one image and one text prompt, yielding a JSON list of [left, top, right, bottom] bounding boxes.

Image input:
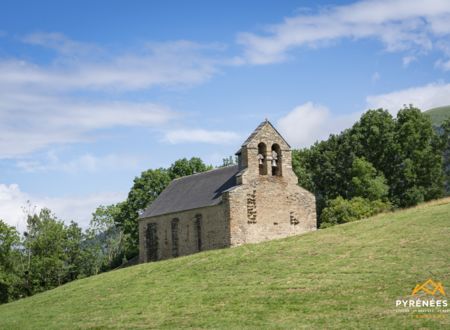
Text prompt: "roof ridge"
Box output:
[[240, 120, 291, 148], [171, 164, 239, 181]]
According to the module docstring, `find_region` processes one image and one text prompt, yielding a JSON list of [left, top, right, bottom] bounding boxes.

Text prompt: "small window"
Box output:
[[146, 223, 158, 262], [171, 218, 179, 257], [195, 214, 202, 251]]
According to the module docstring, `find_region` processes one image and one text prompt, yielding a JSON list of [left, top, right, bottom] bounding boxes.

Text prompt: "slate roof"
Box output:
[[141, 165, 240, 218]]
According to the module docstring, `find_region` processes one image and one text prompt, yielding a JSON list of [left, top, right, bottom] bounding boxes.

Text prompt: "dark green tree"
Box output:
[[0, 220, 21, 303], [85, 204, 125, 273], [292, 149, 315, 193], [23, 209, 85, 294], [115, 157, 211, 258], [349, 157, 389, 201], [168, 157, 213, 179], [65, 221, 84, 281], [391, 106, 445, 206], [441, 117, 450, 194], [115, 168, 170, 257], [350, 109, 398, 181], [293, 105, 446, 224]]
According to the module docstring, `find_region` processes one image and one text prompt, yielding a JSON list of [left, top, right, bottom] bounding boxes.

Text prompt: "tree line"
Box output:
[[1, 106, 449, 304], [0, 158, 212, 304], [292, 106, 450, 228]]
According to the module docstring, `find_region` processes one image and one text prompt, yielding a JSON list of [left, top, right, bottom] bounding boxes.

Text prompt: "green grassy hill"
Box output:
[[425, 106, 450, 126], [1, 199, 449, 329]]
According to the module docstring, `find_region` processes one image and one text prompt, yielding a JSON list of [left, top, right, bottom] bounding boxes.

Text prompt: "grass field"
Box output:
[[1, 199, 449, 329], [425, 106, 450, 126]]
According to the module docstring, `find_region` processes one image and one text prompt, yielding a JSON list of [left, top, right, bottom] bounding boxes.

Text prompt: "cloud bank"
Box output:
[[277, 102, 360, 148], [366, 82, 450, 112], [0, 183, 126, 232], [0, 36, 230, 158], [238, 0, 450, 65], [163, 129, 241, 145]]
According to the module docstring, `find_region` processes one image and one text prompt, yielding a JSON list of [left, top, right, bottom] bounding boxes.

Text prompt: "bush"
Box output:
[[0, 281, 8, 304], [320, 196, 391, 228]]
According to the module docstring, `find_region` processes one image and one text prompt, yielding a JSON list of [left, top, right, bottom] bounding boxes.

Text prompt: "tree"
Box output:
[[391, 106, 445, 206], [221, 156, 238, 167], [441, 117, 450, 194], [115, 157, 212, 258], [292, 132, 357, 219], [22, 209, 87, 294], [85, 205, 125, 273], [0, 220, 21, 303], [292, 149, 315, 192], [292, 105, 446, 224], [115, 169, 171, 257], [349, 157, 389, 201], [65, 221, 84, 281], [168, 157, 213, 179], [350, 109, 398, 182]]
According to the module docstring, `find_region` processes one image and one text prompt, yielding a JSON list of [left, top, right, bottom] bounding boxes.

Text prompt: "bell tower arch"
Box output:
[[235, 120, 296, 184]]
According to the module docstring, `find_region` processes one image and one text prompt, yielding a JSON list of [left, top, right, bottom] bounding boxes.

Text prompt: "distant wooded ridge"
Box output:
[[425, 105, 450, 126]]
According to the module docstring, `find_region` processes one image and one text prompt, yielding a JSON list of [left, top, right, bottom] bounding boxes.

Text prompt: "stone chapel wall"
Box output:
[[138, 204, 229, 263]]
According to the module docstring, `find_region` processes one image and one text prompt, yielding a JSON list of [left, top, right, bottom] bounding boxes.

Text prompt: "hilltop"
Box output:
[[425, 106, 450, 126], [1, 199, 449, 329]]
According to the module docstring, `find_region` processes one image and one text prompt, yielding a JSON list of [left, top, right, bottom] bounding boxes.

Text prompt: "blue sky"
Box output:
[[2, 0, 450, 230]]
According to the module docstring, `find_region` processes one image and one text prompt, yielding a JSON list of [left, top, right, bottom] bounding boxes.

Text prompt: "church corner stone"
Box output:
[[139, 120, 317, 263]]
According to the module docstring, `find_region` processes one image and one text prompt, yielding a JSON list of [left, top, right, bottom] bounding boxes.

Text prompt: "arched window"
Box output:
[[171, 218, 179, 257], [257, 142, 267, 175], [195, 214, 202, 251], [146, 223, 158, 262], [271, 144, 282, 176]]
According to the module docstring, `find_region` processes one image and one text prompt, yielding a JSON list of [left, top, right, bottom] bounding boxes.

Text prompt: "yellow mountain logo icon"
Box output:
[[412, 279, 446, 297]]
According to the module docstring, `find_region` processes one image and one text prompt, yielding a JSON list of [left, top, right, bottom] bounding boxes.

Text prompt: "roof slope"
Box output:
[[141, 165, 239, 218], [238, 120, 291, 152]]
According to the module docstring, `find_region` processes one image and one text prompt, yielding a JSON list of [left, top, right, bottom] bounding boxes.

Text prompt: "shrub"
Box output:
[[320, 196, 391, 228]]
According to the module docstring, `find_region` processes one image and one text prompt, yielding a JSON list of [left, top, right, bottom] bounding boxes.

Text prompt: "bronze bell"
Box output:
[[257, 154, 264, 165], [271, 150, 278, 167]]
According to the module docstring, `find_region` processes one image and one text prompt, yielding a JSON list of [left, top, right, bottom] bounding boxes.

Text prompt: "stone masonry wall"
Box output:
[[138, 121, 317, 263], [138, 204, 229, 262], [229, 122, 317, 246], [226, 177, 316, 246]]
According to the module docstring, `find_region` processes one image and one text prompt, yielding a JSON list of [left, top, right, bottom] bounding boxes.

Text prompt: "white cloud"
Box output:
[[0, 96, 176, 158], [237, 0, 450, 65], [402, 55, 417, 67], [164, 129, 240, 145], [279, 83, 450, 149], [366, 82, 450, 112], [22, 32, 99, 56], [0, 35, 232, 158], [0, 183, 125, 232], [277, 102, 360, 148], [16, 151, 141, 173], [2, 39, 221, 92], [435, 59, 450, 71]]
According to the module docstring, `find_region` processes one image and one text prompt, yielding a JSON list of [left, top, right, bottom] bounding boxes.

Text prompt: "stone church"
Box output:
[[138, 120, 316, 263]]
